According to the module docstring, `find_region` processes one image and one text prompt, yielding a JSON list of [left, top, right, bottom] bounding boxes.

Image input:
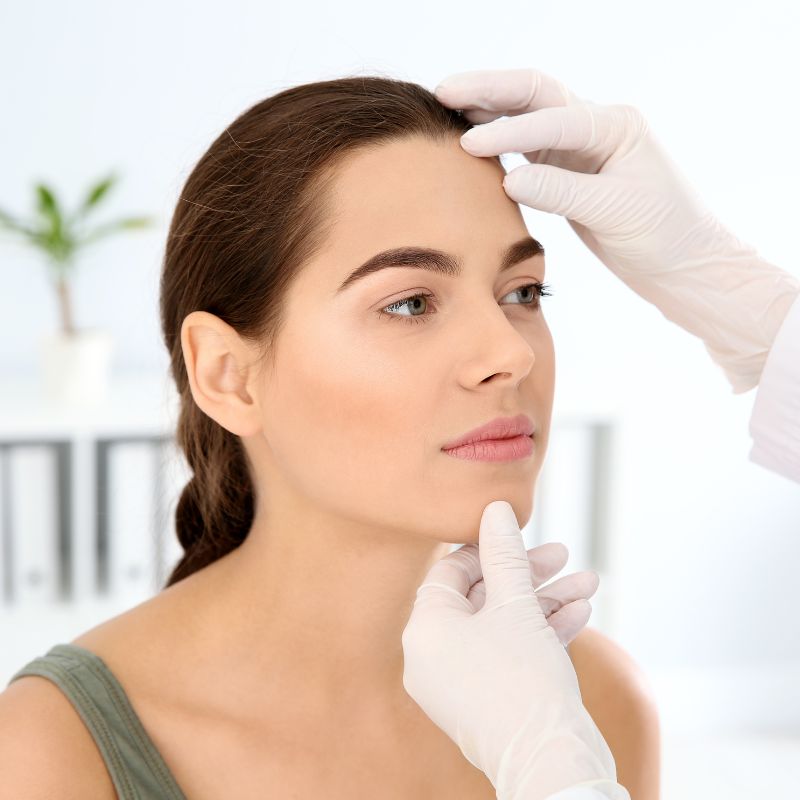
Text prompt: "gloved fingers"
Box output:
[[453, 540, 568, 594], [469, 567, 597, 615], [527, 541, 569, 586], [413, 549, 477, 619], [535, 570, 600, 610], [434, 66, 582, 117], [461, 108, 506, 125], [465, 543, 570, 610], [420, 537, 566, 612], [547, 598, 593, 647], [459, 103, 636, 170], [478, 501, 541, 606], [415, 517, 572, 616], [420, 546, 475, 595], [503, 162, 626, 231]]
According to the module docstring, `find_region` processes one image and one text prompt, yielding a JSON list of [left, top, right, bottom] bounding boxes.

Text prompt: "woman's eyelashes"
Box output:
[[378, 282, 553, 326]]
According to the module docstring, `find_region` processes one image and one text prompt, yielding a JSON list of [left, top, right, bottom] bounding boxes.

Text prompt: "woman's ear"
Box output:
[[180, 310, 264, 437]]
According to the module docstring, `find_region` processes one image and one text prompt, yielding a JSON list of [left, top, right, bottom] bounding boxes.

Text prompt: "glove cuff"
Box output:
[[494, 694, 619, 800], [617, 221, 800, 394]]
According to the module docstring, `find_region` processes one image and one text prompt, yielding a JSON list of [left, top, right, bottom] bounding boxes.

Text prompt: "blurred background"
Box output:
[[1, 1, 799, 797]]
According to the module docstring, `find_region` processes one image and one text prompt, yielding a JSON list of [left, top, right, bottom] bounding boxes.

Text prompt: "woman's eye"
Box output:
[[378, 282, 553, 326]]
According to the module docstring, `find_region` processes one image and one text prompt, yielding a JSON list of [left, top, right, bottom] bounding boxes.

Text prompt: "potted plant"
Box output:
[[0, 173, 154, 406]]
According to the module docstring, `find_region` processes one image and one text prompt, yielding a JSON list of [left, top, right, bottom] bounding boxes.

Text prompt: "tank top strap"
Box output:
[[7, 643, 187, 800]]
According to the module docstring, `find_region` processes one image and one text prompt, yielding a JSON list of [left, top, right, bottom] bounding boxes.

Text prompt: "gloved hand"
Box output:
[[434, 67, 800, 395], [478, 539, 599, 646], [402, 501, 630, 800]]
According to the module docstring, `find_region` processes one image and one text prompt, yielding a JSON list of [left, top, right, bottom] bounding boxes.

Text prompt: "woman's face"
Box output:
[[251, 134, 555, 544]]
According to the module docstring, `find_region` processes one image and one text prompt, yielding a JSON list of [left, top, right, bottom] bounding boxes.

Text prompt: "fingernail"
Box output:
[[460, 129, 477, 147]]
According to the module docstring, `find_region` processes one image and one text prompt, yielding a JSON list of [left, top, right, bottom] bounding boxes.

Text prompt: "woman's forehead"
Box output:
[[321, 137, 518, 257]]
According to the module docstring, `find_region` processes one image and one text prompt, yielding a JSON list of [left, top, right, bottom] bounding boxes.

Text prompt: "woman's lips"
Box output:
[[442, 433, 535, 462], [441, 413, 535, 451]]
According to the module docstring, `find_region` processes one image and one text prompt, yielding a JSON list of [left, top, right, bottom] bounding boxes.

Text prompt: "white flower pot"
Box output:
[[38, 328, 115, 406]]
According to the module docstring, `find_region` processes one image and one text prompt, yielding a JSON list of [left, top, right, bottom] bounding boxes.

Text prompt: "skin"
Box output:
[[175, 132, 554, 729], [6, 133, 564, 798], [2, 132, 661, 799]]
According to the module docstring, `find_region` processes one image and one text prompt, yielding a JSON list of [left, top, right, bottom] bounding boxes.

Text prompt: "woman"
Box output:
[[0, 76, 660, 799]]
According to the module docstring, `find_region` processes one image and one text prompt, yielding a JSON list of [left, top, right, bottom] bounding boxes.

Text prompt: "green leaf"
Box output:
[[36, 183, 61, 222], [115, 215, 153, 229], [35, 183, 64, 250], [71, 174, 118, 225], [0, 207, 39, 238], [85, 174, 117, 208], [77, 215, 155, 246]]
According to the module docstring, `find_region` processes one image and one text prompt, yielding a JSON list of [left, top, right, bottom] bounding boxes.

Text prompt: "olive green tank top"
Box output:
[[7, 643, 187, 800]]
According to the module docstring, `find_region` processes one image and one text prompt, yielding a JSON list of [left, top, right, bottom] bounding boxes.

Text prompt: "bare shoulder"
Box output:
[[0, 581, 199, 800], [0, 586, 187, 800], [0, 673, 117, 800], [568, 626, 661, 800], [568, 625, 660, 714]]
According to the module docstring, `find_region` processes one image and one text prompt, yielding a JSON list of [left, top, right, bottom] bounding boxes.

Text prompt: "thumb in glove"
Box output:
[[402, 500, 619, 799]]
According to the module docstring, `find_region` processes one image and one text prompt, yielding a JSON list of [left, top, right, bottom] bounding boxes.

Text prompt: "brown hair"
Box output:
[[159, 75, 500, 587]]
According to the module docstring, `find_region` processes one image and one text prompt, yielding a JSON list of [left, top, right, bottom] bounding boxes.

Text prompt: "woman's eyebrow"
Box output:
[[335, 235, 544, 294]]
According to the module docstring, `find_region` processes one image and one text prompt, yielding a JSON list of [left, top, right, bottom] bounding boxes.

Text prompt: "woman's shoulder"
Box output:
[[0, 588, 189, 800], [0, 667, 118, 799], [568, 625, 661, 799], [568, 625, 660, 711]]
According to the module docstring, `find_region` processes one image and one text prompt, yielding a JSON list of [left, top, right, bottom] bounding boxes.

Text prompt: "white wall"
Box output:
[[2, 0, 799, 783]]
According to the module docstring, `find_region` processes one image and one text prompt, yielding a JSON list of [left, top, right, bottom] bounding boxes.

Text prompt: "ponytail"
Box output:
[[164, 398, 254, 587]]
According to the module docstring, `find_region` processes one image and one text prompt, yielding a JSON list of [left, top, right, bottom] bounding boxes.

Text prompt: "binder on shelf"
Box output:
[[107, 441, 159, 599], [8, 445, 60, 604]]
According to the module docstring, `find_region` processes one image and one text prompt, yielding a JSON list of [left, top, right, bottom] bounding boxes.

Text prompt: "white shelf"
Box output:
[[0, 370, 188, 605], [0, 370, 180, 438]]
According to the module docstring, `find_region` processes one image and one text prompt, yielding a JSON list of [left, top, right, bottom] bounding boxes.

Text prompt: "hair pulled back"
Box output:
[[160, 74, 491, 587]]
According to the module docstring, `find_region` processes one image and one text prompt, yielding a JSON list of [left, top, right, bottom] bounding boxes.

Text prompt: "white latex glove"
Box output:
[[434, 67, 800, 395], [402, 501, 630, 800], [481, 540, 599, 647]]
